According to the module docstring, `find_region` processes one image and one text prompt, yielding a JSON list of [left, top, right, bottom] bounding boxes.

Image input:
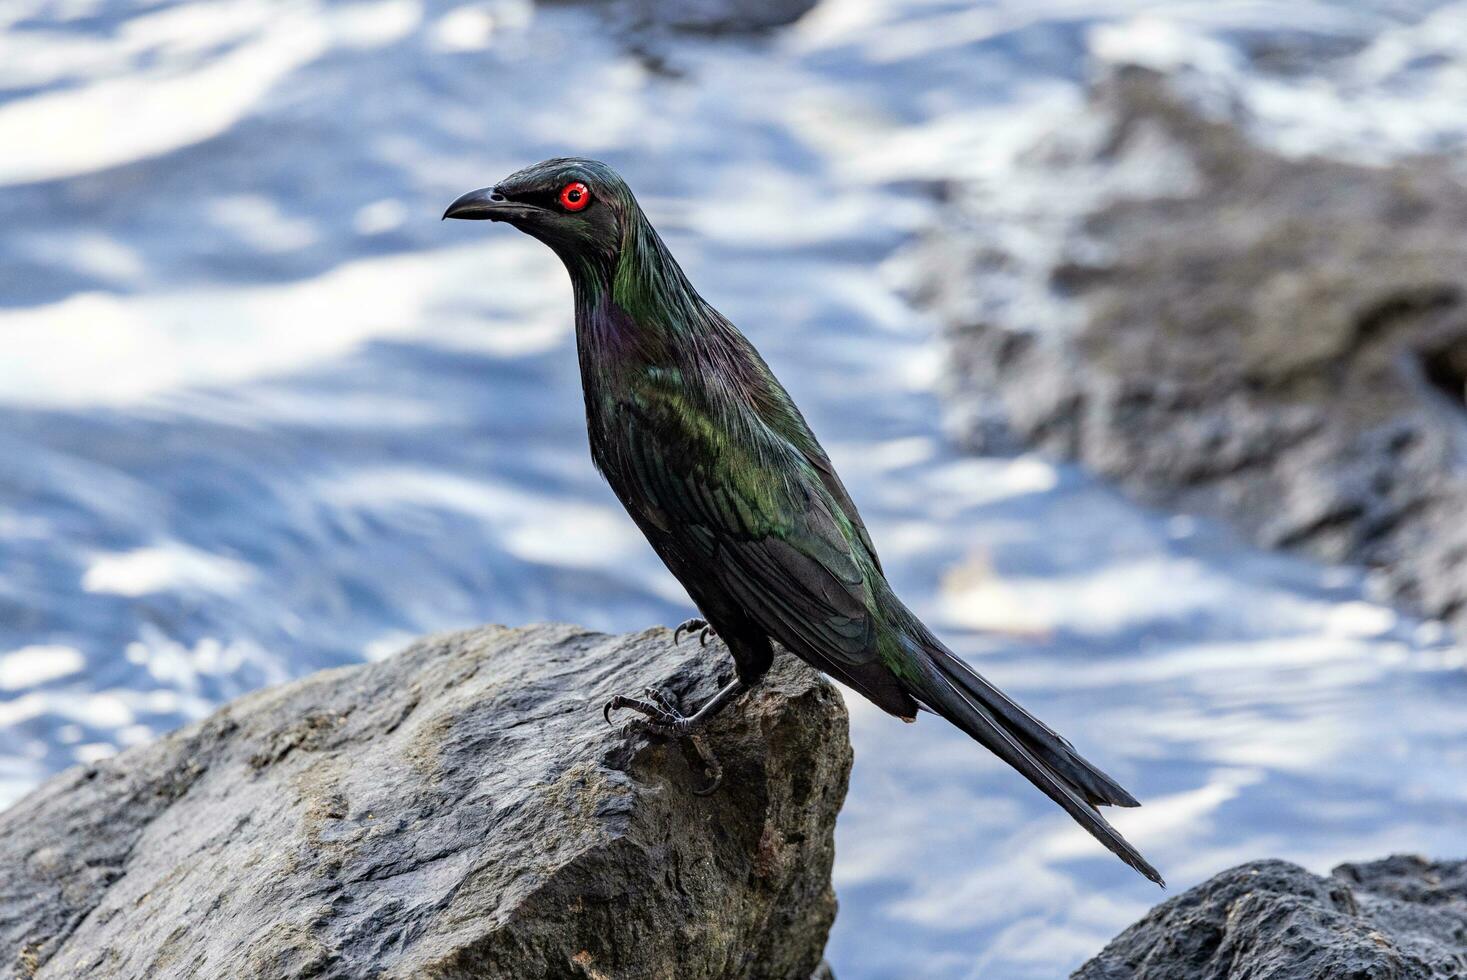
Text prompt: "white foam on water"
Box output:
[[83, 543, 257, 597], [0, 241, 557, 406], [315, 465, 655, 572], [0, 647, 86, 691], [0, 5, 325, 186], [0, 0, 428, 186]]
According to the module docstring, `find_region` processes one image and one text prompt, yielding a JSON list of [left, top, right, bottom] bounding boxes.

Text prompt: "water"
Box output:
[[3, 1, 1467, 976]]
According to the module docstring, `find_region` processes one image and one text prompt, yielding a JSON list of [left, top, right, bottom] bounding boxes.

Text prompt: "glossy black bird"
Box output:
[[445, 158, 1163, 885]]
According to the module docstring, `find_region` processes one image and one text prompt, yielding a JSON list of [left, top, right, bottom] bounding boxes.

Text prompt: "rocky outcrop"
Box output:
[[1073, 856, 1467, 979], [918, 64, 1467, 627], [0, 624, 850, 980]]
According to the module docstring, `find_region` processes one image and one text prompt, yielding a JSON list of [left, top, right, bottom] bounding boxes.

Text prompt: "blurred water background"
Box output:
[[4, 0, 1467, 976]]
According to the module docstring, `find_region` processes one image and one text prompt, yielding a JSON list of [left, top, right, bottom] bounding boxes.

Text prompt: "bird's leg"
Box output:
[[603, 678, 747, 794], [673, 618, 717, 646]]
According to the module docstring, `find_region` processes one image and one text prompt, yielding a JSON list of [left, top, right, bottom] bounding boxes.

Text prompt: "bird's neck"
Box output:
[[561, 215, 786, 473], [566, 213, 705, 370]]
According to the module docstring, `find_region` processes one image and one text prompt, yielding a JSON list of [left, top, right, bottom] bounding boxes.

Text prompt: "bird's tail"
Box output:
[[910, 636, 1164, 887]]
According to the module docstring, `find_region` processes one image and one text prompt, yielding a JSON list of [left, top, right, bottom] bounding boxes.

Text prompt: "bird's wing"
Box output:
[[797, 441, 884, 575], [616, 398, 879, 668], [723, 323, 885, 574]]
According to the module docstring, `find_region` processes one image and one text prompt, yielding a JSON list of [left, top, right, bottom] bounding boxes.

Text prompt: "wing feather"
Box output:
[[618, 402, 878, 668]]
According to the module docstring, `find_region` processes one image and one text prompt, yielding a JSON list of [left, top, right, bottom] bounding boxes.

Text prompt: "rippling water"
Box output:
[[4, 1, 1467, 976]]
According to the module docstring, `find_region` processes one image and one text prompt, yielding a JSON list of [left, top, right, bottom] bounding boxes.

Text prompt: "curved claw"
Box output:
[[688, 734, 724, 796], [698, 625, 713, 647], [604, 693, 652, 726], [672, 618, 702, 645], [603, 696, 621, 726]]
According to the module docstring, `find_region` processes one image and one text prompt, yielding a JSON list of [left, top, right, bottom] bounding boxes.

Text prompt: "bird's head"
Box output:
[[443, 158, 632, 266]]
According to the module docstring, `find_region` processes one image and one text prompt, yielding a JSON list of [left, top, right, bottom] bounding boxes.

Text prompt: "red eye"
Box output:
[[558, 181, 591, 211]]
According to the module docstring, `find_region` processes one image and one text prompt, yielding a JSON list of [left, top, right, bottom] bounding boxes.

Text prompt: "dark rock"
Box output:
[[0, 624, 850, 980], [624, 0, 816, 34], [1074, 856, 1467, 979], [919, 64, 1467, 628], [569, 0, 817, 36]]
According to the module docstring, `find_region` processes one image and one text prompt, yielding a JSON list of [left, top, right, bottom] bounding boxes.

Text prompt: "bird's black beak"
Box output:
[[443, 186, 533, 222]]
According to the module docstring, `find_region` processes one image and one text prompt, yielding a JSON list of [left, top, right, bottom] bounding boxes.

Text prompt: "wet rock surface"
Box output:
[[919, 64, 1467, 628], [0, 624, 850, 980], [1073, 856, 1467, 980]]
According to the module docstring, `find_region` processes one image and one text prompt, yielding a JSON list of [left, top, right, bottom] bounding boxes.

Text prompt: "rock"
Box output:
[[0, 624, 850, 980], [622, 0, 816, 34], [1073, 856, 1467, 980], [575, 0, 817, 37], [917, 64, 1467, 628]]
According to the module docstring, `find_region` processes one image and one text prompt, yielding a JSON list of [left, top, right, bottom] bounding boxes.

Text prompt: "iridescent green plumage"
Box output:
[[445, 158, 1163, 886]]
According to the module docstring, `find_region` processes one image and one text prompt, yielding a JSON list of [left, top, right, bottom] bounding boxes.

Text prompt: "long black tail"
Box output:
[[911, 637, 1164, 886]]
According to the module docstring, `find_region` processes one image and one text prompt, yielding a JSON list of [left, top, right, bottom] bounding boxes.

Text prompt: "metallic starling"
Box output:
[[445, 158, 1163, 886]]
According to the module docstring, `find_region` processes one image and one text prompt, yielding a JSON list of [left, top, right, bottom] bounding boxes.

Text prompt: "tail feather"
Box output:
[[915, 642, 1164, 887], [933, 645, 1139, 808]]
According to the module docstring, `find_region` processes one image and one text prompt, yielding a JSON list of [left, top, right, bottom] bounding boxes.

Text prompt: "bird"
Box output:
[[444, 158, 1163, 886]]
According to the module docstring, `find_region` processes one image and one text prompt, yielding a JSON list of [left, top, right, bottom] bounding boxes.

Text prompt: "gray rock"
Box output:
[[624, 0, 816, 34], [1073, 856, 1467, 980], [918, 64, 1467, 628], [0, 624, 850, 980], [569, 0, 817, 37]]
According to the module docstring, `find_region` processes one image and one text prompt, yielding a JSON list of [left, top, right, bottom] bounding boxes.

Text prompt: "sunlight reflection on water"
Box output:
[[3, 1, 1467, 976]]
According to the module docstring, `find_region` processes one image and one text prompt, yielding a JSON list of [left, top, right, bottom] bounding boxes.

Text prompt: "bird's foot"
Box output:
[[603, 686, 694, 736], [603, 687, 723, 795], [673, 618, 717, 647]]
